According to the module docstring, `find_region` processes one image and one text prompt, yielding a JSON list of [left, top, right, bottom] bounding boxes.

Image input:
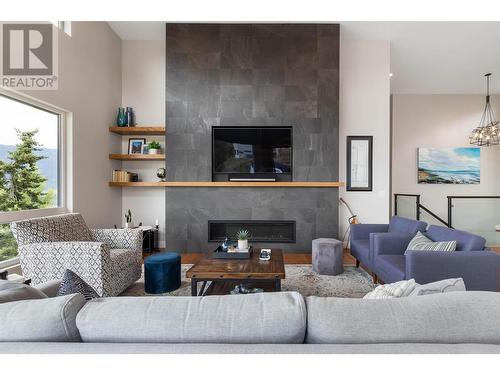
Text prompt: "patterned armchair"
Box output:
[[10, 213, 142, 297]]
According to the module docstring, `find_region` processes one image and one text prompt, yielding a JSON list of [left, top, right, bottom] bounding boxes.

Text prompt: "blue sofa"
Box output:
[[350, 216, 428, 271], [351, 219, 500, 291]]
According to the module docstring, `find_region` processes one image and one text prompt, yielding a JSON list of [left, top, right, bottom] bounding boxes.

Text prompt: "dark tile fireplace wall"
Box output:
[[165, 24, 339, 253]]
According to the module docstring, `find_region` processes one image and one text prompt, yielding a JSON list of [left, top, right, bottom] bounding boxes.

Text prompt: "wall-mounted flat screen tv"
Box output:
[[212, 126, 292, 178]]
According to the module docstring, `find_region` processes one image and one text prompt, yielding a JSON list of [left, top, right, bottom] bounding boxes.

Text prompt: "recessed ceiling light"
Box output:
[[389, 73, 393, 77]]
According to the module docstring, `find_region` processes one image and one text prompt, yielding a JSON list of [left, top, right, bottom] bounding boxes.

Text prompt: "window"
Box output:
[[0, 92, 67, 264], [51, 21, 72, 36]]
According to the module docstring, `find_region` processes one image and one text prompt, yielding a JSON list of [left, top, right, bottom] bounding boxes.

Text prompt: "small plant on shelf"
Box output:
[[148, 140, 161, 155], [125, 209, 135, 228], [236, 229, 250, 250]]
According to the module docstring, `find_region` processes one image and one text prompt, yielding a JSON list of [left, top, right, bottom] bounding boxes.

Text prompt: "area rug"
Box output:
[[121, 264, 375, 298]]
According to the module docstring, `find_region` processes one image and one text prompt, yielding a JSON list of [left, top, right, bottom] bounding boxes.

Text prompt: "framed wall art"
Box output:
[[346, 136, 373, 191], [417, 147, 480, 184]]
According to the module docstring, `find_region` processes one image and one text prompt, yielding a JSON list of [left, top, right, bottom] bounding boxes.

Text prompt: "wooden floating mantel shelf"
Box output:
[[109, 181, 345, 188], [109, 126, 166, 135], [109, 154, 165, 161]]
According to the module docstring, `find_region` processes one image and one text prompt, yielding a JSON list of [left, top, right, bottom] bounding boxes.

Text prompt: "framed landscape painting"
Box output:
[[417, 147, 480, 184]]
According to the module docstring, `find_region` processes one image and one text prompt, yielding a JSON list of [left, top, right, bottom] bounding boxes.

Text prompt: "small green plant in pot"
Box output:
[[148, 140, 161, 155], [125, 209, 135, 228], [236, 229, 250, 250]]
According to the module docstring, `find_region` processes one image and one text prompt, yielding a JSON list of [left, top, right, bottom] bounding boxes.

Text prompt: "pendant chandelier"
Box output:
[[469, 73, 499, 146]]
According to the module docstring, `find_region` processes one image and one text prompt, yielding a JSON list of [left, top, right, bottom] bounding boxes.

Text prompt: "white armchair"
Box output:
[[10, 213, 142, 297]]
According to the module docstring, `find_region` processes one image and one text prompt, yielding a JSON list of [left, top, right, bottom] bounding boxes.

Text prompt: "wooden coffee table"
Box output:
[[186, 248, 286, 296]]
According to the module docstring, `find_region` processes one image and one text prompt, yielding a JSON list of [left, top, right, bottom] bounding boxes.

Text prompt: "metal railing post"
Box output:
[[447, 197, 453, 228], [416, 195, 421, 221]]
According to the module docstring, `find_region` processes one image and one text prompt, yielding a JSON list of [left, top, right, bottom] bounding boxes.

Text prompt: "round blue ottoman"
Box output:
[[144, 252, 181, 294]]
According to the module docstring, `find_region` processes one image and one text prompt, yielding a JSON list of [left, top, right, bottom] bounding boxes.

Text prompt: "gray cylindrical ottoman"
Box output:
[[312, 238, 344, 276]]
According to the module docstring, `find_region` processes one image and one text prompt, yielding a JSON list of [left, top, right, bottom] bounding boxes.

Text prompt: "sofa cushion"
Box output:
[[306, 291, 500, 344], [388, 216, 427, 234], [0, 280, 48, 304], [409, 278, 466, 296], [425, 225, 486, 252], [374, 255, 405, 283], [76, 292, 306, 344], [35, 279, 62, 298], [0, 294, 85, 342], [405, 231, 457, 253], [57, 270, 99, 301]]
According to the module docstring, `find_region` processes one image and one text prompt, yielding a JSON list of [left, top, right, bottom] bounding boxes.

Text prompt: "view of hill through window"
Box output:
[[0, 95, 60, 262]]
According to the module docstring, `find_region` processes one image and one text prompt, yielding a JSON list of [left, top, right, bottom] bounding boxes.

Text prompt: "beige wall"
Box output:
[[392, 94, 500, 244], [339, 40, 391, 239], [121, 40, 166, 246], [20, 22, 123, 228]]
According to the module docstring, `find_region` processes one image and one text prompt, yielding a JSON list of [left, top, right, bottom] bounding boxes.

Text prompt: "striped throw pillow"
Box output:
[[405, 231, 457, 253]]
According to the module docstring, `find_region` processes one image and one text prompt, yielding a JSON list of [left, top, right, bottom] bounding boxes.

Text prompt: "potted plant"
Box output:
[[148, 140, 161, 155], [125, 209, 135, 229], [236, 229, 250, 250]]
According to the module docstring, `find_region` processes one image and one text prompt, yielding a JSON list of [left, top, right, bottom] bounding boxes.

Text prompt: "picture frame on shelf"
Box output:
[[128, 138, 146, 154], [346, 136, 373, 191]]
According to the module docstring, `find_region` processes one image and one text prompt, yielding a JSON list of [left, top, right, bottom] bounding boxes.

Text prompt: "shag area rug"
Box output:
[[121, 264, 375, 298]]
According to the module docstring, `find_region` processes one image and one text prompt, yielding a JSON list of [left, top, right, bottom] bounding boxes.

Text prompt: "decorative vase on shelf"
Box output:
[[126, 107, 136, 127], [148, 148, 159, 155], [238, 239, 248, 250], [125, 222, 135, 229], [116, 107, 127, 127]]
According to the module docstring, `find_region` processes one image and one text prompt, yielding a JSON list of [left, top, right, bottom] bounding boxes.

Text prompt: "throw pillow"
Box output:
[[405, 231, 457, 253], [57, 269, 99, 300], [363, 279, 417, 299], [409, 278, 466, 296], [0, 280, 48, 304]]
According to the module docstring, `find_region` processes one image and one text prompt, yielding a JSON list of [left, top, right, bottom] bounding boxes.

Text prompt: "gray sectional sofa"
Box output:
[[1, 290, 500, 354]]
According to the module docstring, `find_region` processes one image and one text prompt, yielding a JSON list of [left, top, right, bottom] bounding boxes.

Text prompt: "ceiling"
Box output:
[[108, 21, 500, 94]]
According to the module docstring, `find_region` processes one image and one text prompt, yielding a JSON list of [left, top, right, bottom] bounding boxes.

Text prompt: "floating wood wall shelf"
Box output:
[[109, 181, 345, 188], [109, 154, 165, 161], [109, 126, 166, 135]]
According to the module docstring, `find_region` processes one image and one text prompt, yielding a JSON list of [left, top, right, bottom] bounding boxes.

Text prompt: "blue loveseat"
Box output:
[[351, 218, 500, 291]]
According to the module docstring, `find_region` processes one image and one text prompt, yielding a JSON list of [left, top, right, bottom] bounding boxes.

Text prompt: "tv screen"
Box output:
[[212, 127, 292, 175]]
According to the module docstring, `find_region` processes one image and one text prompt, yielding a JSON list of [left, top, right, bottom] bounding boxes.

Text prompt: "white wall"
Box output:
[[121, 41, 166, 247], [392, 95, 500, 243], [339, 40, 391, 239], [20, 22, 123, 228]]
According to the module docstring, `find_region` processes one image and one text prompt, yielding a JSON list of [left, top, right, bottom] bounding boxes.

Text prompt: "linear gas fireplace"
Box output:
[[208, 220, 296, 243]]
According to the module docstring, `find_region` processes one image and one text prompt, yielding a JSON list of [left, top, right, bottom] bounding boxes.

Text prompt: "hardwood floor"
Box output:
[[144, 249, 357, 265], [145, 247, 499, 265], [143, 247, 500, 265]]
